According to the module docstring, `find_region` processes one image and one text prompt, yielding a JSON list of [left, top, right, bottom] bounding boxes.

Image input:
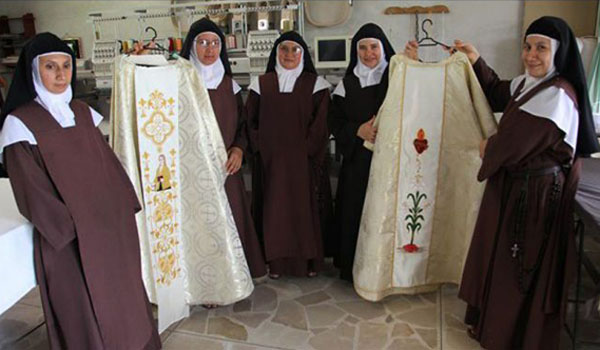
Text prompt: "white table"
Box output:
[[0, 178, 35, 316]]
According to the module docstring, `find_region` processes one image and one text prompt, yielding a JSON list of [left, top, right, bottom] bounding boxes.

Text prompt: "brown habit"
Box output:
[[246, 72, 329, 276], [4, 100, 160, 350], [458, 58, 580, 350], [208, 75, 267, 278]]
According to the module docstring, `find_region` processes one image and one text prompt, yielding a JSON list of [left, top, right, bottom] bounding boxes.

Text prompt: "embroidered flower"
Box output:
[[403, 191, 427, 253], [402, 243, 419, 253]]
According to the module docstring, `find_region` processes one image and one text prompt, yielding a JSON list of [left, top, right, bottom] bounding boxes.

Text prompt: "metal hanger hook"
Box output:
[[421, 18, 433, 39], [145, 26, 158, 41]]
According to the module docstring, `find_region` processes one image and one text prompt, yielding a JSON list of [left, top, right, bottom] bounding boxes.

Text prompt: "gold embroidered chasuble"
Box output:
[[354, 53, 497, 301], [110, 56, 253, 330]]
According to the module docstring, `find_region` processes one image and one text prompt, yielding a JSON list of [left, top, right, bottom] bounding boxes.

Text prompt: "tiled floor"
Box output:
[[2, 252, 599, 350], [2, 194, 600, 350]]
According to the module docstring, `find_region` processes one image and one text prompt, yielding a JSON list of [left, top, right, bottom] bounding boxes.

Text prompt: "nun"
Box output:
[[328, 23, 404, 282], [455, 17, 600, 349], [179, 18, 267, 280], [0, 76, 5, 108], [0, 76, 6, 177], [0, 33, 160, 349], [246, 31, 331, 278]]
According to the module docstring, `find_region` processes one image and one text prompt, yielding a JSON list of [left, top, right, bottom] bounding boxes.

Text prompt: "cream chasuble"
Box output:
[[110, 56, 253, 331], [354, 53, 497, 301]]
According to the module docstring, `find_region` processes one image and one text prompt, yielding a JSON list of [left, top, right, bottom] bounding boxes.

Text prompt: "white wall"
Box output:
[[304, 0, 524, 78], [1, 0, 523, 78]]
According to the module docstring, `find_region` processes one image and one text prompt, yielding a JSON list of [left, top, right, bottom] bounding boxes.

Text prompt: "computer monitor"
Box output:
[[314, 36, 351, 69]]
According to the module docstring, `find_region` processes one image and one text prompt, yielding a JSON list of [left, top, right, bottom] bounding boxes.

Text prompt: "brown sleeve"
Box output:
[[92, 128, 141, 213], [3, 142, 76, 250], [245, 91, 260, 155], [472, 57, 512, 113], [478, 112, 565, 180], [328, 94, 363, 160], [107, 152, 142, 213], [308, 89, 330, 159], [231, 92, 248, 153]]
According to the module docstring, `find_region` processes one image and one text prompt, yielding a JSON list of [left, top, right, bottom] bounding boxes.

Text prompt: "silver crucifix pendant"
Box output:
[[511, 243, 520, 258]]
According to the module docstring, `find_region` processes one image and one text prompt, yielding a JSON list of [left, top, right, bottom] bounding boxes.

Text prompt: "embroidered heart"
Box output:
[[413, 128, 428, 154]]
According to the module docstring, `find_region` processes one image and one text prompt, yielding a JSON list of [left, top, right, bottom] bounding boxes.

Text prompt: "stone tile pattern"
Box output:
[[166, 269, 451, 350], [4, 259, 597, 349]]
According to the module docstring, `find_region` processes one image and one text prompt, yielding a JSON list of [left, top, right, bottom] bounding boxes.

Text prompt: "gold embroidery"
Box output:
[[142, 151, 181, 286], [138, 89, 181, 286], [139, 90, 176, 147]]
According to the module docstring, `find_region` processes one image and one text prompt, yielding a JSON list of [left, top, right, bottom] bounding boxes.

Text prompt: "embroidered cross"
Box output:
[[142, 111, 174, 146], [511, 243, 520, 258], [139, 90, 176, 146]]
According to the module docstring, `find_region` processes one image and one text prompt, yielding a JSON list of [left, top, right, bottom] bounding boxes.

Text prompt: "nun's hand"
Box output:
[[479, 139, 488, 159], [357, 116, 377, 144], [405, 40, 419, 61], [226, 147, 243, 175], [0, 76, 5, 88], [452, 40, 480, 65]]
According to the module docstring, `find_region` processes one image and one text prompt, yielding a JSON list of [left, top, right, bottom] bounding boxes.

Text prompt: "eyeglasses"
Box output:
[[358, 43, 380, 51], [196, 39, 221, 48], [278, 44, 302, 55]]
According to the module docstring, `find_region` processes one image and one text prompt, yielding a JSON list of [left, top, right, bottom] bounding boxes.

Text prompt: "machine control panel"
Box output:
[[246, 30, 279, 58], [246, 30, 279, 74], [91, 41, 119, 89]]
